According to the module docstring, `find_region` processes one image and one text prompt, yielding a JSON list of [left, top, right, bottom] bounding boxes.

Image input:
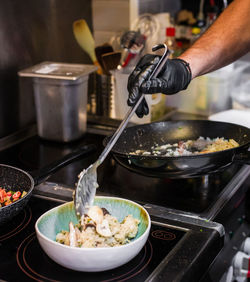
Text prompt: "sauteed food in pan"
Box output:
[[56, 206, 140, 248], [130, 137, 239, 157], [103, 120, 250, 178]]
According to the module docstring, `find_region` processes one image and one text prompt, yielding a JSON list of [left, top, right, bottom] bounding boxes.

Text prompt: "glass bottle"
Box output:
[[165, 27, 177, 58]]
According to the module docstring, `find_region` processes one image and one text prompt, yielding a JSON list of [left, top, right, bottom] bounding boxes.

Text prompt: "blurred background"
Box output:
[[1, 0, 248, 141]]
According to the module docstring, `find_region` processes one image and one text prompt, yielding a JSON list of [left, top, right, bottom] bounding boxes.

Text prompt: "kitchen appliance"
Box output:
[[0, 145, 95, 225], [104, 120, 250, 178], [0, 122, 250, 281], [1, 196, 222, 282], [18, 62, 97, 142]]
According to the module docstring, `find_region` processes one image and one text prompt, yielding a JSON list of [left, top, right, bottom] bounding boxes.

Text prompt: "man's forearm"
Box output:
[[179, 0, 250, 79]]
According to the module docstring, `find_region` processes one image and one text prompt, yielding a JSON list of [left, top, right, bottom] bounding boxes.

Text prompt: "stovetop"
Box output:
[[0, 133, 249, 219], [0, 196, 223, 282], [0, 197, 185, 282], [0, 131, 250, 281]]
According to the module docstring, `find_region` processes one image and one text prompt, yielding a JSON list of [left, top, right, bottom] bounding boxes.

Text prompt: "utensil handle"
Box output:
[[149, 44, 170, 79], [97, 44, 170, 165], [98, 95, 144, 165], [32, 144, 96, 185]]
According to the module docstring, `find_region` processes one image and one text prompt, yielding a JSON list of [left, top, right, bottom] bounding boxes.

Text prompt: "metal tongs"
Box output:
[[74, 44, 170, 217]]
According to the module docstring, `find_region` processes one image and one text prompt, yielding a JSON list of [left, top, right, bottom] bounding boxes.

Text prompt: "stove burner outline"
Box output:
[[16, 232, 153, 282], [151, 230, 176, 241], [0, 207, 32, 241], [101, 241, 153, 282], [17, 232, 60, 282]]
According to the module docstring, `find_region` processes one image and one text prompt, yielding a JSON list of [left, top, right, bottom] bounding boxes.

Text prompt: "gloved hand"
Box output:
[[127, 54, 192, 118]]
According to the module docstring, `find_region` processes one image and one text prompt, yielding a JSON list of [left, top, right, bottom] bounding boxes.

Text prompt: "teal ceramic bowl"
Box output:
[[35, 196, 151, 272]]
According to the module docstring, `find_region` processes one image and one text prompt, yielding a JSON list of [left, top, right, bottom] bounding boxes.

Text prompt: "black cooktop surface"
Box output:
[[0, 133, 104, 186], [0, 134, 229, 281], [0, 133, 245, 216], [0, 195, 225, 282], [0, 197, 186, 282]]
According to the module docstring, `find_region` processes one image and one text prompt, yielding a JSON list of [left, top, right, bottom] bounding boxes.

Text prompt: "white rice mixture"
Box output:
[[130, 137, 239, 157], [56, 206, 140, 248]]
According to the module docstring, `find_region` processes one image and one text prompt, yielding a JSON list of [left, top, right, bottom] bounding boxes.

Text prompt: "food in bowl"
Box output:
[[35, 197, 150, 272], [56, 205, 140, 248], [130, 137, 239, 157]]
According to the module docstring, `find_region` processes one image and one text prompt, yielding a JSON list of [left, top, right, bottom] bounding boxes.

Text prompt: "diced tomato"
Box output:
[[0, 189, 7, 203], [13, 191, 21, 199], [0, 188, 23, 207], [4, 196, 11, 202]]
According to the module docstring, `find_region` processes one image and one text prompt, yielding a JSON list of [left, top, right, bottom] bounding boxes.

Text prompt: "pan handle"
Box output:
[[232, 149, 250, 165], [31, 144, 96, 186]]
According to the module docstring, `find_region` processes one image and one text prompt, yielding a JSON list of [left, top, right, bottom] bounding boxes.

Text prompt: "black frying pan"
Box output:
[[0, 144, 96, 225], [103, 120, 250, 178]]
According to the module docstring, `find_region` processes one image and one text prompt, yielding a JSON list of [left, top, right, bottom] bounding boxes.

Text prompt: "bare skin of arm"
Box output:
[[179, 0, 250, 79]]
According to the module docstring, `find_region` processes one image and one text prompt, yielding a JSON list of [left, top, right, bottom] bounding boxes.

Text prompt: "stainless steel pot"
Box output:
[[19, 62, 97, 142]]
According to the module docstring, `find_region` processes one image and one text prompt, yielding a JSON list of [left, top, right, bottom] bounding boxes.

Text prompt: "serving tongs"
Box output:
[[74, 44, 170, 217]]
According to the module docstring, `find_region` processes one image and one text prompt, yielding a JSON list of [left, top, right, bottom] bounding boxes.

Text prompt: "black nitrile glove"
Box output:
[[127, 54, 192, 118]]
